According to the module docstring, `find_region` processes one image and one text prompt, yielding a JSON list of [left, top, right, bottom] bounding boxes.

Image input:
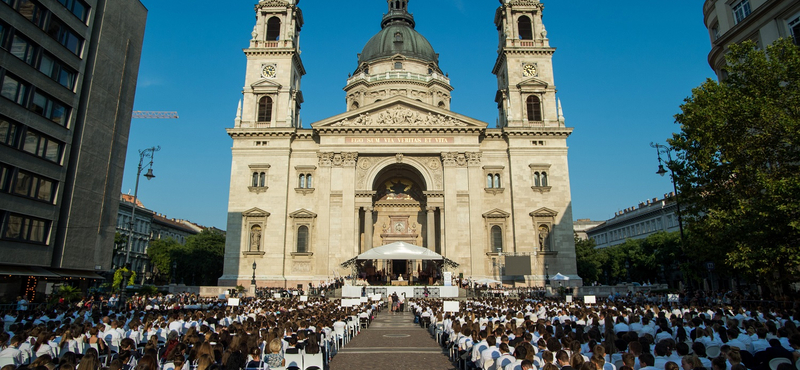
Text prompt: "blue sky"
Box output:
[[126, 0, 715, 229]]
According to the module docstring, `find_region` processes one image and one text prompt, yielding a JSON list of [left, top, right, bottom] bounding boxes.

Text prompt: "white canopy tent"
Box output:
[[355, 241, 443, 260], [553, 273, 570, 281], [473, 278, 502, 285]]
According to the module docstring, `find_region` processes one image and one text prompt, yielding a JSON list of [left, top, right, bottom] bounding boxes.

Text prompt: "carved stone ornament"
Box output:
[[467, 152, 482, 166], [292, 261, 312, 273], [318, 153, 332, 167], [331, 106, 468, 127], [396, 154, 404, 163], [427, 158, 441, 170], [319, 152, 358, 167]]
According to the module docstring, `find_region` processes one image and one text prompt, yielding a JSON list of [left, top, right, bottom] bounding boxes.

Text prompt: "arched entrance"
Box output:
[[359, 164, 440, 284]]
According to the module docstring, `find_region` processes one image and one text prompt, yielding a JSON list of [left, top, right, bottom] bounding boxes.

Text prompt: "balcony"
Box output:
[[346, 71, 450, 86]]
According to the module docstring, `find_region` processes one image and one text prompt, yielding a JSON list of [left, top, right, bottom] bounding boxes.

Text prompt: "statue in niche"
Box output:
[[251, 26, 258, 40], [250, 225, 262, 251], [538, 225, 550, 251]]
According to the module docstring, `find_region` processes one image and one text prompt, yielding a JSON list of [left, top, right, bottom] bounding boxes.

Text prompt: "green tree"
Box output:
[[147, 238, 181, 284], [55, 285, 82, 302], [112, 267, 137, 292], [575, 234, 604, 284], [148, 230, 226, 286], [670, 38, 800, 288]]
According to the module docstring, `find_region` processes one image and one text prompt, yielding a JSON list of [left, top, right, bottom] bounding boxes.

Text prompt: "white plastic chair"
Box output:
[[284, 352, 303, 370], [769, 358, 791, 370], [303, 352, 324, 370]]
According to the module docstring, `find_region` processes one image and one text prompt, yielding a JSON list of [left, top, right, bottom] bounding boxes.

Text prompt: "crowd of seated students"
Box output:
[[408, 297, 800, 370], [0, 296, 378, 370]]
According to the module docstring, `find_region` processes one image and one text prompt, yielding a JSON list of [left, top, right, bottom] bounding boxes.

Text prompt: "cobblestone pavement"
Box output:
[[329, 311, 456, 370]]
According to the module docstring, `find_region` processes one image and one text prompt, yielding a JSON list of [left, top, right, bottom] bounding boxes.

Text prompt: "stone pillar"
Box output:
[[426, 206, 436, 250], [364, 206, 373, 251]]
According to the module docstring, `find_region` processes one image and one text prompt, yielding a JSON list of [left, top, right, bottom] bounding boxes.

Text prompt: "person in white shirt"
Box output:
[[496, 343, 516, 370], [639, 353, 659, 370], [479, 336, 501, 369], [471, 330, 489, 366], [0, 336, 24, 366]]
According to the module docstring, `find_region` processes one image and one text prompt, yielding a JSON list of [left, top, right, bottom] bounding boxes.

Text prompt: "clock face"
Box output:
[[261, 64, 277, 78], [522, 63, 537, 77]]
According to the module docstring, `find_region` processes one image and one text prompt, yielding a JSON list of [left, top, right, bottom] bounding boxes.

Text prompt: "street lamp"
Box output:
[[251, 261, 257, 286], [650, 142, 687, 252], [544, 263, 550, 286], [125, 146, 160, 266]]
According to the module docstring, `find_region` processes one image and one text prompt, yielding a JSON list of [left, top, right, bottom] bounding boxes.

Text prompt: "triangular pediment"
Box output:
[[311, 96, 488, 129], [289, 209, 317, 219], [517, 77, 549, 89], [242, 207, 270, 217], [530, 207, 558, 218], [483, 208, 511, 219], [250, 79, 282, 92]]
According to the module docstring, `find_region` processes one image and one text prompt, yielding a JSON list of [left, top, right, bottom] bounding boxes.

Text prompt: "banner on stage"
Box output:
[[273, 293, 281, 299], [566, 295, 573, 303], [360, 297, 368, 303], [300, 296, 308, 302], [371, 294, 382, 301], [584, 295, 596, 304], [443, 272, 452, 286], [443, 301, 460, 313], [227, 298, 240, 307]]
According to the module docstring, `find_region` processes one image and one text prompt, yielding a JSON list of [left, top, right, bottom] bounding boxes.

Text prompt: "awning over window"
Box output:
[[48, 268, 104, 279], [0, 265, 60, 277]]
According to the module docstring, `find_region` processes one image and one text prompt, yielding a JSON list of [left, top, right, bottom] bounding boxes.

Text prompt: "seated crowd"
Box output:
[[409, 297, 800, 370], [0, 296, 378, 370]]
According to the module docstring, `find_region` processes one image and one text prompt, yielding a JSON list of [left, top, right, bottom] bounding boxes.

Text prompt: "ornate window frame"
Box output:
[[295, 165, 316, 194], [242, 208, 269, 256], [289, 209, 317, 256], [530, 207, 558, 255], [483, 165, 505, 195], [483, 209, 510, 256], [248, 164, 270, 193], [529, 163, 552, 193]]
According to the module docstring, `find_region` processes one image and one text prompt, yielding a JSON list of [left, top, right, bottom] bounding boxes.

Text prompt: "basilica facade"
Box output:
[[219, 0, 580, 287]]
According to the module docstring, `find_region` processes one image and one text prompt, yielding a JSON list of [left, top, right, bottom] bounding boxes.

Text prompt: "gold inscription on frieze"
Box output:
[[346, 137, 454, 144]]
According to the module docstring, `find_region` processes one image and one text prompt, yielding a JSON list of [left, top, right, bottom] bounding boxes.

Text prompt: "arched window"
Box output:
[[438, 101, 446, 109], [252, 172, 259, 187], [259, 172, 266, 187], [534, 172, 541, 187], [394, 62, 403, 70], [541, 172, 548, 187], [395, 32, 403, 42], [266, 17, 281, 41], [258, 96, 273, 123], [299, 174, 306, 188], [297, 225, 309, 253], [493, 174, 500, 188], [518, 16, 533, 40], [491, 225, 503, 253], [306, 174, 312, 188], [527, 96, 542, 122], [351, 101, 359, 110], [487, 174, 493, 188]]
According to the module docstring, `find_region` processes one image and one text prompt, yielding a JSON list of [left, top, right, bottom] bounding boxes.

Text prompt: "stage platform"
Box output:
[[341, 285, 459, 298]]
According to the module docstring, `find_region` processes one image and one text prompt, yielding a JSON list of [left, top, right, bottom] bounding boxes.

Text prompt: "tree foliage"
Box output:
[[670, 38, 800, 286], [576, 232, 681, 285], [54, 285, 82, 302], [146, 230, 225, 286], [112, 267, 137, 292]]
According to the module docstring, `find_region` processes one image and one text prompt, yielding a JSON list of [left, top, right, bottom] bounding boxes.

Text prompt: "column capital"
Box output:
[[364, 206, 374, 212], [426, 206, 437, 212]]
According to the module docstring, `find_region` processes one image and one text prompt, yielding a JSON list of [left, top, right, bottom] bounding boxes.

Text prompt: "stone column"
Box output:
[[426, 206, 436, 250], [364, 206, 373, 251]]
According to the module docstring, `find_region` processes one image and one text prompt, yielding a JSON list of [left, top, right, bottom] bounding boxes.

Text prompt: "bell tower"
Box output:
[[492, 0, 562, 128], [237, 0, 305, 129]]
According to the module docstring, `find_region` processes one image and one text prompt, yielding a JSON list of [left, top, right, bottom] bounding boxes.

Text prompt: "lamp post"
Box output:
[[544, 263, 550, 286], [251, 261, 257, 286], [625, 260, 631, 283], [650, 142, 687, 250], [125, 146, 160, 266]]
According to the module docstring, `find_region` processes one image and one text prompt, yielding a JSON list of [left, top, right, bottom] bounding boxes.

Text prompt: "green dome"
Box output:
[[359, 23, 438, 64]]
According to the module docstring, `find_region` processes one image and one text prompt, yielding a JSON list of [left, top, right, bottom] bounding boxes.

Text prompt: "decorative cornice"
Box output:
[[294, 188, 315, 195], [531, 186, 552, 193], [248, 186, 268, 194], [227, 128, 296, 138], [485, 188, 505, 195], [315, 126, 483, 135], [318, 152, 358, 167], [503, 127, 573, 137]]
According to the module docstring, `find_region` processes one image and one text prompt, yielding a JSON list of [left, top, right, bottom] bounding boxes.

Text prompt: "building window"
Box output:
[[486, 173, 501, 189], [251, 172, 266, 187], [10, 33, 37, 65], [248, 164, 270, 192], [351, 101, 359, 110], [2, 212, 50, 244], [526, 96, 542, 122], [0, 119, 20, 147], [394, 62, 403, 70], [732, 0, 751, 25], [22, 129, 62, 163], [298, 173, 313, 189], [266, 17, 281, 41], [296, 225, 309, 253], [45, 17, 83, 55], [491, 225, 503, 253], [257, 96, 273, 123], [39, 53, 77, 90], [518, 16, 533, 40], [789, 14, 800, 45], [56, 0, 89, 23], [1, 74, 28, 105], [533, 171, 548, 187]]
